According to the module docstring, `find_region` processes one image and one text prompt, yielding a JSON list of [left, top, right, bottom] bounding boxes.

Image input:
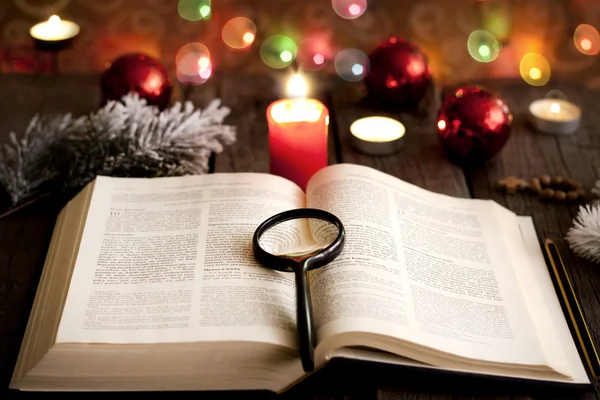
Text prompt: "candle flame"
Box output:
[[49, 15, 61, 25], [550, 102, 560, 113], [286, 73, 308, 98], [350, 117, 405, 142], [30, 13, 79, 41]]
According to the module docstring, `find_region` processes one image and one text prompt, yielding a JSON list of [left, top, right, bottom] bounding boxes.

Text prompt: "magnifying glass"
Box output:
[[253, 208, 345, 373]]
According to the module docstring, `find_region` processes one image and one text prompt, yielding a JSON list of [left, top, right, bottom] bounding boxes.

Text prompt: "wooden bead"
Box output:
[[554, 190, 567, 201], [540, 188, 555, 199], [529, 178, 542, 193], [521, 174, 585, 202], [540, 175, 551, 186], [562, 178, 580, 190]]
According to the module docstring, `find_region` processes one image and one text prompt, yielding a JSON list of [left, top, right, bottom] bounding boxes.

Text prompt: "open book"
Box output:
[[10, 163, 590, 392]]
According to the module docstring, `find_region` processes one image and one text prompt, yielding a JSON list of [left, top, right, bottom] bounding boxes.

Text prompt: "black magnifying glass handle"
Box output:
[[295, 262, 315, 372], [252, 208, 346, 373]]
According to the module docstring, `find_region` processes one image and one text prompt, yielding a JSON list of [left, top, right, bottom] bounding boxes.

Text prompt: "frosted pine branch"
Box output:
[[0, 93, 236, 208], [0, 114, 74, 205], [566, 204, 600, 263]]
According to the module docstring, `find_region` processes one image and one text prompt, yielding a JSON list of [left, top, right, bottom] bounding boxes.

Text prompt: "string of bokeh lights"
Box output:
[[175, 0, 600, 87], [466, 20, 599, 87]]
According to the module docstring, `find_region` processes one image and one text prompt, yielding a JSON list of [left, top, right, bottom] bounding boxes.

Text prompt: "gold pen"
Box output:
[[544, 238, 600, 381]]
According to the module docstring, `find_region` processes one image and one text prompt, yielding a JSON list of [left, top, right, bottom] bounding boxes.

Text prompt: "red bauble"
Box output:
[[437, 87, 513, 164], [101, 53, 172, 110], [364, 37, 432, 108]]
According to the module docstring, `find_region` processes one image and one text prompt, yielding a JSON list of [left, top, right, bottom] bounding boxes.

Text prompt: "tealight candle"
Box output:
[[350, 116, 405, 155], [30, 15, 80, 49], [267, 74, 328, 190], [529, 98, 581, 135]]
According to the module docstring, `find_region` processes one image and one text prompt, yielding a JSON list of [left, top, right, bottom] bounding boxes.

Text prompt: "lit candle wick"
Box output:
[[271, 74, 321, 123], [287, 73, 308, 98], [48, 15, 61, 26], [550, 102, 561, 114]]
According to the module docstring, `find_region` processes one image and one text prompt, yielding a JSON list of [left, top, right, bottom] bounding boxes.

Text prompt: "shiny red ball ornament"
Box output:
[[364, 37, 432, 108], [437, 86, 512, 164], [101, 53, 172, 110]]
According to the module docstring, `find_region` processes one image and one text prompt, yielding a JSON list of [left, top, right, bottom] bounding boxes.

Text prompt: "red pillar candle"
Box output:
[[266, 96, 329, 191]]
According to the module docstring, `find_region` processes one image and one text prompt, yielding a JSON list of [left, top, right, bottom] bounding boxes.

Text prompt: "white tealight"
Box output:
[[350, 116, 405, 155], [30, 15, 80, 42], [529, 98, 581, 135]]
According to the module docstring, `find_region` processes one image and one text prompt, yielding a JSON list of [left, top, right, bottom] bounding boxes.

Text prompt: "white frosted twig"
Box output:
[[566, 204, 600, 263]]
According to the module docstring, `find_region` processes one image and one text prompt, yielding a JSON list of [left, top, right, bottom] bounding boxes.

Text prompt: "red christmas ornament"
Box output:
[[364, 37, 432, 108], [101, 53, 172, 110], [437, 86, 513, 164]]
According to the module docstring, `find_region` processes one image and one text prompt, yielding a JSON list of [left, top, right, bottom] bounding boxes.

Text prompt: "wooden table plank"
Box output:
[[330, 80, 469, 197], [0, 76, 45, 137], [212, 73, 273, 173], [378, 386, 599, 400]]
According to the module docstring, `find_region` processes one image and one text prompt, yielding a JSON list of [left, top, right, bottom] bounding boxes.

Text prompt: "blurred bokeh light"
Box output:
[[178, 0, 212, 21], [332, 0, 367, 19], [574, 24, 600, 56], [467, 30, 500, 63], [260, 35, 297, 69], [176, 42, 212, 85], [222, 17, 257, 50], [296, 35, 332, 71], [519, 52, 550, 86], [334, 48, 369, 82]]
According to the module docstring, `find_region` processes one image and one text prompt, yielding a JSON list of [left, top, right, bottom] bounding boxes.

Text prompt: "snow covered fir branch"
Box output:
[[0, 93, 236, 209]]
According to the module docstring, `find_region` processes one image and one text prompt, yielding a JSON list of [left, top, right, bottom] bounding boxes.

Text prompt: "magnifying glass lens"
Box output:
[[258, 218, 339, 260]]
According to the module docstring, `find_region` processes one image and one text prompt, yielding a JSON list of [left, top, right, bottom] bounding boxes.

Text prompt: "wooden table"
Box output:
[[1, 73, 599, 400]]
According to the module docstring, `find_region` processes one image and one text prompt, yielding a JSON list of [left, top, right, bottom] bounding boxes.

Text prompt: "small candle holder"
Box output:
[[528, 93, 581, 136], [29, 15, 80, 73], [350, 116, 405, 155]]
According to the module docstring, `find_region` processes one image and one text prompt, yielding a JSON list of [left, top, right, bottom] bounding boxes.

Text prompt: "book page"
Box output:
[[306, 164, 552, 370], [56, 173, 306, 349], [505, 214, 587, 382], [325, 216, 588, 384]]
